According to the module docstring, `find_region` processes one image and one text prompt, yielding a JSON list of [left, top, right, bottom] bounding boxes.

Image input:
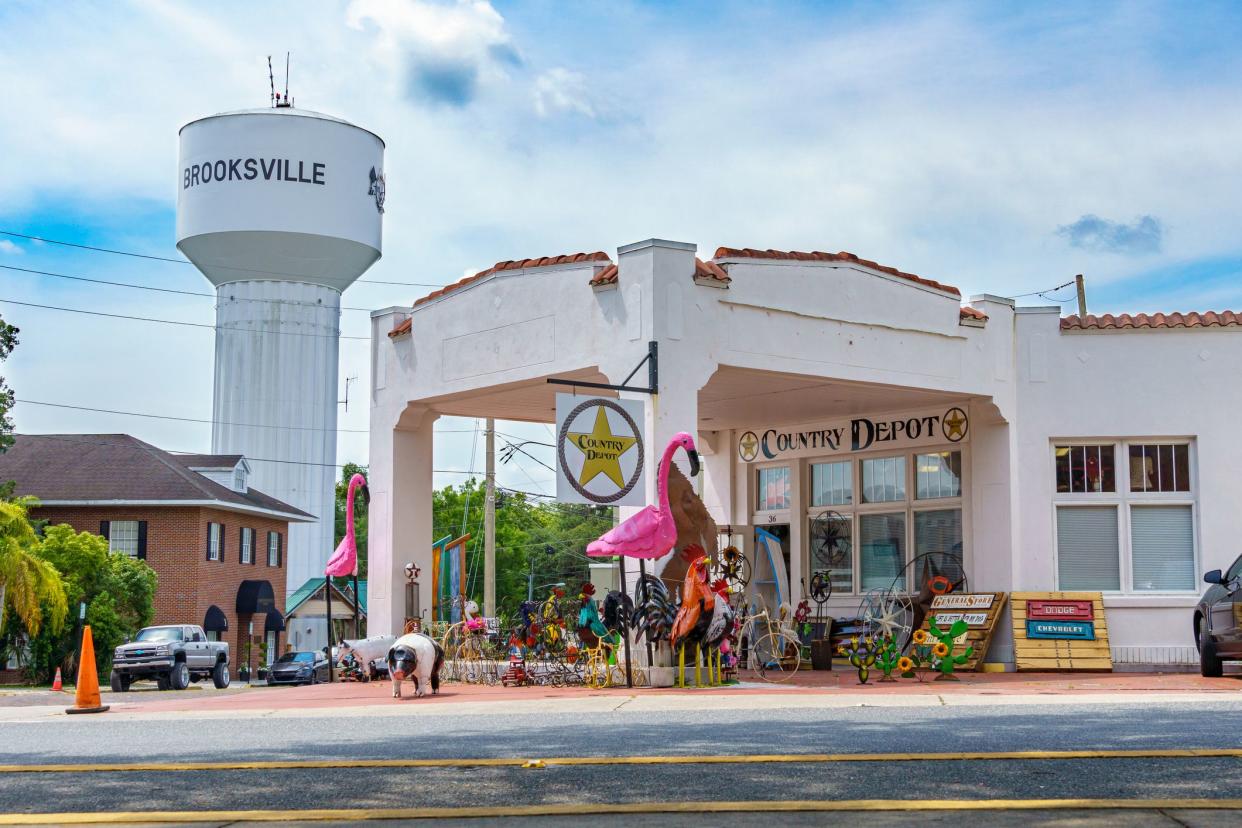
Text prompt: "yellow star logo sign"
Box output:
[[567, 405, 638, 489], [739, 430, 759, 462], [942, 407, 968, 441]]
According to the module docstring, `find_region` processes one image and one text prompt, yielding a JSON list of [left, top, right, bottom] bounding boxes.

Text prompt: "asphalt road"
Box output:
[[1, 695, 1240, 825]]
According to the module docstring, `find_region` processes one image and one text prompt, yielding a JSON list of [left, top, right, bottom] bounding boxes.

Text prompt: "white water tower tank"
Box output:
[[176, 107, 385, 595]]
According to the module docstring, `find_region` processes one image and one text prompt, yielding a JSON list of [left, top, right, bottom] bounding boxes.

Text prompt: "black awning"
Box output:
[[236, 579, 276, 615], [264, 608, 286, 632], [203, 605, 229, 632]]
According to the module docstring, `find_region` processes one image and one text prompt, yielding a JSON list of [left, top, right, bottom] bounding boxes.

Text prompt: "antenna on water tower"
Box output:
[[269, 53, 293, 108]]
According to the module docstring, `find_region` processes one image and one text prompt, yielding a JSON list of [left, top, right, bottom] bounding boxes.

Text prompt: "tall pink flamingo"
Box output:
[[586, 432, 699, 559], [326, 473, 369, 577]]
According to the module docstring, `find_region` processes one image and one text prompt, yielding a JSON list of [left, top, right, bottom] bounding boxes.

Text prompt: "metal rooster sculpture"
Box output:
[[671, 550, 715, 687], [631, 574, 677, 644]]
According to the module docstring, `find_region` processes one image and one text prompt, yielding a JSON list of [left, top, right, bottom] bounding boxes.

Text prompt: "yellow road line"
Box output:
[[2, 799, 1242, 824], [0, 747, 1239, 774]]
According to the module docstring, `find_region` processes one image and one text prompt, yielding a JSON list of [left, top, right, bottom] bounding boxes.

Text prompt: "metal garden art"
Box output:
[[837, 635, 877, 684], [873, 634, 902, 681], [926, 615, 973, 680]]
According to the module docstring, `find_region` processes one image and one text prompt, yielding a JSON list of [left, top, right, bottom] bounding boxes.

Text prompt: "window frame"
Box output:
[[752, 461, 793, 524], [240, 527, 254, 565], [206, 522, 222, 562], [107, 520, 141, 557], [801, 445, 968, 597], [1052, 439, 1198, 595], [267, 531, 280, 567]]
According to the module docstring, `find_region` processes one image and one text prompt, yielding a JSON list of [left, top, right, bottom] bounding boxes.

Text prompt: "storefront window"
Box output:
[[860, 513, 906, 590], [811, 460, 852, 506], [756, 466, 791, 511], [1055, 441, 1195, 592], [1056, 505, 1121, 590], [1130, 505, 1195, 590], [1055, 445, 1115, 493], [809, 513, 852, 594], [914, 509, 963, 577], [1129, 444, 1190, 492], [861, 456, 906, 503], [915, 452, 961, 500]]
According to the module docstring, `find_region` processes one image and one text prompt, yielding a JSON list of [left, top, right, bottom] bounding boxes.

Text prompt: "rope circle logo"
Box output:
[[557, 398, 645, 504], [738, 430, 760, 462], [942, 407, 969, 442]]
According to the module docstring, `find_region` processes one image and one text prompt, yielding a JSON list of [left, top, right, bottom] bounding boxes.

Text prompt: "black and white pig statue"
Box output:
[[386, 632, 445, 699]]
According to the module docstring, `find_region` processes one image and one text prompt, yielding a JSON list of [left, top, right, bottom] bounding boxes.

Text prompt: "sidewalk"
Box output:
[[4, 670, 1238, 721]]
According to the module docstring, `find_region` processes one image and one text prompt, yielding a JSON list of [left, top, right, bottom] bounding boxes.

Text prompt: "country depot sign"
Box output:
[[555, 394, 647, 506], [737, 406, 969, 463]]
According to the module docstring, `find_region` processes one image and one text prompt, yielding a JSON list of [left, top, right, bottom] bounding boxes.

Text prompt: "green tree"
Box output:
[[430, 479, 614, 616], [0, 315, 18, 454], [0, 499, 67, 642], [333, 462, 368, 578], [3, 523, 155, 682]]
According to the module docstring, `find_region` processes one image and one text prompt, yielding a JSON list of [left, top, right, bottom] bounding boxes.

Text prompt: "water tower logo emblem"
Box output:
[[368, 166, 386, 214]]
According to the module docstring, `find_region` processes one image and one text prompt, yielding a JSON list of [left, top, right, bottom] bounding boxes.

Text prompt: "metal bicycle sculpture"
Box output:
[[740, 602, 802, 683]]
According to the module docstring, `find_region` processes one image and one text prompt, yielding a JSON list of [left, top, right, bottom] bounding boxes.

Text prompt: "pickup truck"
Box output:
[[111, 624, 230, 691]]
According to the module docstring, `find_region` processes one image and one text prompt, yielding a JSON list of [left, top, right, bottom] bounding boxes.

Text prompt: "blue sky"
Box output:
[[2, 0, 1241, 495]]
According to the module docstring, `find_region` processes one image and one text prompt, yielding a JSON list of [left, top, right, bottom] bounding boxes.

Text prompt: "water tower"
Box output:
[[176, 102, 385, 595]]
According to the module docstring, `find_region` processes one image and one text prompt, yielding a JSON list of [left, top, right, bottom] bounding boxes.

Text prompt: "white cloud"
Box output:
[[533, 68, 596, 119], [0, 240, 22, 255]]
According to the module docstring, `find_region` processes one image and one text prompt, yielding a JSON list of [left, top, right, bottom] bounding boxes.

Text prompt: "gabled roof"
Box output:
[[713, 247, 961, 297], [0, 434, 314, 521], [1061, 311, 1241, 331], [176, 453, 244, 469], [285, 577, 365, 617]]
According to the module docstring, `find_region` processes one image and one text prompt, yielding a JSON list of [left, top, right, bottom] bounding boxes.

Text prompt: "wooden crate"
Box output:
[[921, 592, 1007, 671], [1011, 591, 1112, 672]]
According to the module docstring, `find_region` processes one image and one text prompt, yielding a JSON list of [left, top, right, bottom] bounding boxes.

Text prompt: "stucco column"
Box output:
[[367, 404, 437, 637]]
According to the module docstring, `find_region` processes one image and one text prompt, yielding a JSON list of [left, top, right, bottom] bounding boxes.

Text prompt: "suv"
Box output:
[[111, 624, 230, 691], [1194, 553, 1242, 677]]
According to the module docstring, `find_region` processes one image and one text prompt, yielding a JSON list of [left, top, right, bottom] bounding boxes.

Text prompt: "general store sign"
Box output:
[[737, 406, 968, 463], [930, 593, 994, 610], [555, 394, 647, 506], [1026, 620, 1096, 640]]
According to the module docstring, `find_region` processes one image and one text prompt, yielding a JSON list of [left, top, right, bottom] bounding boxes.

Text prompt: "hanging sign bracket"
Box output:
[[547, 341, 658, 395]]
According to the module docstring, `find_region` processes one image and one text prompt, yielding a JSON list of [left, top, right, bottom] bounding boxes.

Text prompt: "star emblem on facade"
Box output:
[[739, 430, 759, 462], [942, 407, 968, 442], [567, 405, 637, 488]]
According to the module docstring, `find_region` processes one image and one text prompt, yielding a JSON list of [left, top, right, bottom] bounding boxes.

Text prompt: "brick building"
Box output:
[[0, 435, 314, 672]]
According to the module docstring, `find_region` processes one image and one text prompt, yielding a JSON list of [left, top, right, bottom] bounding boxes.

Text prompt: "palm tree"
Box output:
[[0, 498, 66, 637]]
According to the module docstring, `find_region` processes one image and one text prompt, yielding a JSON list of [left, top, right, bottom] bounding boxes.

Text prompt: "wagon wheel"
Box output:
[[860, 589, 915, 651]]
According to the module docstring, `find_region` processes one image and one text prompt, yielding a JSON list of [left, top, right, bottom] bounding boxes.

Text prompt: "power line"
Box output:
[[1005, 279, 1075, 300], [0, 230, 446, 289], [0, 263, 378, 313], [0, 297, 370, 340]]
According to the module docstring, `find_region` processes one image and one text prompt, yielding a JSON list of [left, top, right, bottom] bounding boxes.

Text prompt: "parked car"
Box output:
[[111, 624, 230, 691], [1194, 552, 1242, 677], [266, 651, 330, 686]]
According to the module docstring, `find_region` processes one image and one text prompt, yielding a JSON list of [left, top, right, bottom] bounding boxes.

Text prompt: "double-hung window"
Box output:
[[206, 522, 222, 562], [267, 531, 281, 567], [1054, 441, 1195, 592], [106, 520, 141, 557], [240, 527, 255, 565]]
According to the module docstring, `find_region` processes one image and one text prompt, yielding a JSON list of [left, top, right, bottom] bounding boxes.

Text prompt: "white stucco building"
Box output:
[[368, 238, 1241, 667]]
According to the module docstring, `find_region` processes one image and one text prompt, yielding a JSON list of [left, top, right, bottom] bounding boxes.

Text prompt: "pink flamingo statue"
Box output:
[[586, 432, 699, 559], [326, 473, 369, 577]]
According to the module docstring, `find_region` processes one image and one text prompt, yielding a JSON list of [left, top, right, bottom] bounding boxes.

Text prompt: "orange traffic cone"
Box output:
[[65, 626, 109, 715], [51, 667, 63, 692]]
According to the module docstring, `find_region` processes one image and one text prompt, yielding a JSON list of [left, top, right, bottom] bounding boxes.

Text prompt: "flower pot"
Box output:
[[647, 666, 675, 688]]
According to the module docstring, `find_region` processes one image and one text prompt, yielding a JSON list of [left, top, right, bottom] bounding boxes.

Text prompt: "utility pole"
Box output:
[[484, 417, 496, 617], [1075, 274, 1088, 318]]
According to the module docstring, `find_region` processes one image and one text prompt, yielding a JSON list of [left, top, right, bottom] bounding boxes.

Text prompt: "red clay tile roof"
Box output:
[[695, 258, 730, 284], [590, 258, 730, 289], [713, 247, 960, 297], [1061, 311, 1241, 330], [388, 317, 412, 338], [589, 263, 619, 287], [413, 251, 612, 308], [959, 306, 988, 322]]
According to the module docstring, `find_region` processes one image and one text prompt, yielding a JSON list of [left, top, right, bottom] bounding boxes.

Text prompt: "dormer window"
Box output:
[[233, 465, 247, 492]]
